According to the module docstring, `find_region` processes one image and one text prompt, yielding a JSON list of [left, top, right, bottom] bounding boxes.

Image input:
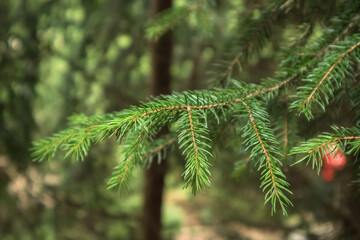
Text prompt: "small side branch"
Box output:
[[308, 136, 360, 154], [147, 137, 177, 156], [121, 156, 132, 184], [133, 106, 184, 122], [317, 14, 360, 58], [240, 100, 279, 197], [246, 75, 295, 99], [303, 41, 360, 105]]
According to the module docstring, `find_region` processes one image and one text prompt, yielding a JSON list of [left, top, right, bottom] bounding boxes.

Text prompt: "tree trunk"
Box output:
[[142, 1, 173, 240]]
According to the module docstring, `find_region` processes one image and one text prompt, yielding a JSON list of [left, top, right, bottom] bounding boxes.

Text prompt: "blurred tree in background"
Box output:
[[1, 0, 360, 240]]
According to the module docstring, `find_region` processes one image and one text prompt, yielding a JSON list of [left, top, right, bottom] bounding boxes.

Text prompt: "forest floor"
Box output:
[[165, 189, 291, 240]]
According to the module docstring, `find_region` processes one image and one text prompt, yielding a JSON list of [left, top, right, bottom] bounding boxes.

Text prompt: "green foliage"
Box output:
[[349, 82, 360, 123], [178, 108, 212, 194], [32, 85, 295, 213], [31, 0, 360, 217], [239, 100, 293, 215], [290, 34, 360, 119], [233, 0, 289, 58], [146, 0, 212, 40], [214, 0, 295, 86], [290, 126, 360, 173]]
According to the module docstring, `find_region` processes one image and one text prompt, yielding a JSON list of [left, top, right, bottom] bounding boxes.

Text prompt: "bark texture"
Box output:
[[142, 0, 173, 240]]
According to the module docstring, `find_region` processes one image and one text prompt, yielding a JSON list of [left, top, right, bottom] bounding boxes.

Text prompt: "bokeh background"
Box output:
[[1, 0, 360, 239]]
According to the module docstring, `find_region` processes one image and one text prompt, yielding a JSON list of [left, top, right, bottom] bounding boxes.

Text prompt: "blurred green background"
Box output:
[[1, 0, 360, 239]]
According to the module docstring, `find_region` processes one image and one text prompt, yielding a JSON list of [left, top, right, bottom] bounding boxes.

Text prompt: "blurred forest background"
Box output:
[[1, 0, 360, 239]]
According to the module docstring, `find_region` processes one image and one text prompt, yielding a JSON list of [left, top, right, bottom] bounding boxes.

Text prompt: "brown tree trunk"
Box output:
[[142, 1, 173, 240]]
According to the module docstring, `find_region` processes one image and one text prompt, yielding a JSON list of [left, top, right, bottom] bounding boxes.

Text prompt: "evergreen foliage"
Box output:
[[290, 126, 360, 173], [32, 0, 360, 215], [146, 0, 211, 39]]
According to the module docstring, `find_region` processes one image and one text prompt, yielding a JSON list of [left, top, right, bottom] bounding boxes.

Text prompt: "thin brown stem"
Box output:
[[121, 156, 132, 184], [147, 137, 177, 156], [131, 77, 293, 124]]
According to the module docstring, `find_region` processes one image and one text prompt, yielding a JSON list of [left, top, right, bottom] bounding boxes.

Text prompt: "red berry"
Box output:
[[321, 143, 346, 181]]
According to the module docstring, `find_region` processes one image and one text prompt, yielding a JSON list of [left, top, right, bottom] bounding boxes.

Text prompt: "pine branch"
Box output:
[[304, 41, 360, 105], [108, 110, 179, 191], [31, 114, 103, 162], [297, 12, 360, 58], [32, 78, 292, 163], [187, 107, 200, 175], [107, 149, 135, 191], [290, 126, 360, 173], [178, 107, 212, 194], [107, 126, 153, 191], [238, 100, 292, 215], [247, 75, 295, 99], [318, 14, 360, 58], [31, 60, 293, 213], [32, 81, 294, 205], [217, 0, 294, 86], [146, 0, 208, 40], [242, 101, 279, 197], [107, 135, 177, 191], [146, 136, 177, 161], [194, 4, 213, 36], [290, 35, 360, 119], [134, 79, 292, 121], [256, 6, 360, 98]]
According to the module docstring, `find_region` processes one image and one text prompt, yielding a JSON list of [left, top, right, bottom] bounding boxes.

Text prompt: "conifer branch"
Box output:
[[307, 136, 360, 154], [240, 100, 279, 198], [131, 77, 293, 123], [218, 0, 294, 85], [146, 0, 207, 40], [317, 14, 360, 58], [246, 76, 294, 99], [28, 0, 360, 218], [121, 156, 132, 184], [32, 78, 293, 165], [107, 152, 135, 191], [178, 109, 212, 194], [108, 135, 177, 191], [133, 105, 183, 121], [187, 106, 199, 175], [107, 128, 151, 191], [237, 100, 292, 215], [291, 35, 360, 119], [31, 115, 103, 162], [146, 137, 177, 157], [303, 40, 360, 106], [291, 126, 360, 173]]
